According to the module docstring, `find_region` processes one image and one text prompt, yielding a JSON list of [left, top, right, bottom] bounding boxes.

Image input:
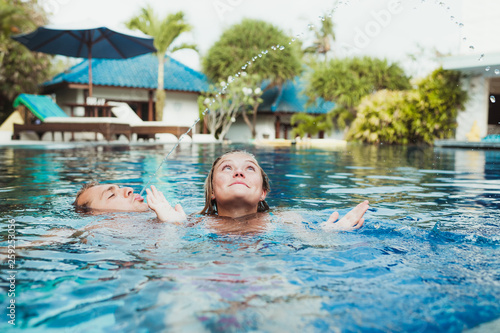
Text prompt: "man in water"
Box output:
[[73, 182, 187, 222]]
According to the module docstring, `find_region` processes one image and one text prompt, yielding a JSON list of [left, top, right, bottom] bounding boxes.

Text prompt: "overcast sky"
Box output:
[[39, 0, 476, 77]]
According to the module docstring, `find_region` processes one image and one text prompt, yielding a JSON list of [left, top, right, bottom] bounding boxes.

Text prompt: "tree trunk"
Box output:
[[241, 111, 254, 138], [251, 103, 259, 138], [156, 54, 165, 121]]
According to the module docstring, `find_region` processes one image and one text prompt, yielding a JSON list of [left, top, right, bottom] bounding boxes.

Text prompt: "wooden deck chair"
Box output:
[[12, 94, 131, 141]]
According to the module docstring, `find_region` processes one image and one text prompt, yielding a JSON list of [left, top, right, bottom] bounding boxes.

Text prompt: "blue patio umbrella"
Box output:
[[12, 21, 157, 96]]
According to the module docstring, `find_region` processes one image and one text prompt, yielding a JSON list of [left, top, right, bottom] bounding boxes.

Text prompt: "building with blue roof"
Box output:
[[41, 54, 337, 141], [42, 53, 209, 129], [225, 76, 337, 142]]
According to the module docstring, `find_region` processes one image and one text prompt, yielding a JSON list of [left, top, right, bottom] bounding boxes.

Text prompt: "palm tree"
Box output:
[[126, 6, 197, 121], [303, 12, 336, 62]]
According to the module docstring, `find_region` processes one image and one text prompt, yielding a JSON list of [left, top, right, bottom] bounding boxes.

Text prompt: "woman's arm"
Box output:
[[278, 201, 369, 238]]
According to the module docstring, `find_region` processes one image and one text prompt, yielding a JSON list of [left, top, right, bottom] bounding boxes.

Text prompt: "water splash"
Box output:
[[139, 0, 477, 196], [490, 95, 496, 103]]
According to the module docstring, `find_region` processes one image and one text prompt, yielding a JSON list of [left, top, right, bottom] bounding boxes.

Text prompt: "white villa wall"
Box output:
[[52, 88, 81, 116], [456, 75, 489, 140], [225, 114, 276, 142], [92, 87, 149, 102], [163, 92, 200, 133]]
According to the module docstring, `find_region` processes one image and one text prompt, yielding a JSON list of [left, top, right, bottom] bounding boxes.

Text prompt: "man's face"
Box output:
[[77, 184, 149, 212]]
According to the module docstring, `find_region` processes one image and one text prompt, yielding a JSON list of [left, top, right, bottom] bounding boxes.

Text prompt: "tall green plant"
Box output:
[[305, 56, 411, 130], [126, 6, 196, 121], [412, 68, 467, 142], [202, 18, 302, 138], [0, 0, 52, 123]]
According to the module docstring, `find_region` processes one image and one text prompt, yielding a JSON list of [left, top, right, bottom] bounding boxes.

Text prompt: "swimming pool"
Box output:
[[1, 143, 499, 332]]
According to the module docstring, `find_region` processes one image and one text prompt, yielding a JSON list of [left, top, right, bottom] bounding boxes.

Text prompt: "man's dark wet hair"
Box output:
[[73, 181, 99, 211]]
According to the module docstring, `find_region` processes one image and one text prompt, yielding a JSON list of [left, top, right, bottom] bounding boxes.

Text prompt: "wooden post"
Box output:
[[275, 116, 281, 139], [148, 90, 154, 121]]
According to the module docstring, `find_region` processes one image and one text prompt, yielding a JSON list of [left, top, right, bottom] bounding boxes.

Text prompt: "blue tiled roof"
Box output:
[[258, 77, 335, 114], [43, 54, 208, 92]]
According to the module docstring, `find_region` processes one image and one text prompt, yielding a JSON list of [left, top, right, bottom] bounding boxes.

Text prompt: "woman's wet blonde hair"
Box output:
[[200, 150, 270, 215]]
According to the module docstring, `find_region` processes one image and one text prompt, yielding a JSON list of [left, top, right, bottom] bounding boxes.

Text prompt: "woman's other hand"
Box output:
[[321, 200, 369, 231]]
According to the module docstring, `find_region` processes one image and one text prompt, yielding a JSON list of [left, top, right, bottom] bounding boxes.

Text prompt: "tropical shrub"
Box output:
[[347, 90, 418, 144], [347, 68, 468, 144]]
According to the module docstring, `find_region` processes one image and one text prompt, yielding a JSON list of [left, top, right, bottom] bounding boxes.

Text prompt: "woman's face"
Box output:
[[76, 184, 149, 212], [211, 152, 267, 211]]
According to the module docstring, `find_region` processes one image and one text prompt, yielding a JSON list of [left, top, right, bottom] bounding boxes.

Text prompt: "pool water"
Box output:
[[1, 143, 499, 332]]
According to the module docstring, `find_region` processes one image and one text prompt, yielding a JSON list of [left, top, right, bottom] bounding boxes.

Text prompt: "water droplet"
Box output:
[[291, 38, 296, 42], [450, 15, 454, 20], [496, 69, 500, 75], [478, 54, 484, 61], [458, 22, 464, 28], [279, 46, 285, 50], [469, 45, 475, 50], [373, 222, 380, 230], [485, 66, 491, 71], [490, 95, 496, 103], [463, 37, 467, 41], [258, 54, 262, 58], [308, 24, 314, 30]]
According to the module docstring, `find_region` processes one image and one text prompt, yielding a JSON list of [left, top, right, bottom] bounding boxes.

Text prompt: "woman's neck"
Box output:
[[216, 205, 258, 219]]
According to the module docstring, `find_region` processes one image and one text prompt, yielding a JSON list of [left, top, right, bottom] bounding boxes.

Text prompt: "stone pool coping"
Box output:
[[434, 139, 500, 149]]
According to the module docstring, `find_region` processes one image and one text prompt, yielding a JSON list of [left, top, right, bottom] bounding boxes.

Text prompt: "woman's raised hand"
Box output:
[[320, 200, 369, 231], [146, 185, 187, 223]]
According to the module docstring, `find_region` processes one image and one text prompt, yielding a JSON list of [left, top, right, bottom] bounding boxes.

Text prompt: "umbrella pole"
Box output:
[[88, 43, 93, 97]]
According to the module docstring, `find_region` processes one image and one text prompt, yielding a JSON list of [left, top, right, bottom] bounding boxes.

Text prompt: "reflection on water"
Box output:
[[0, 143, 499, 332]]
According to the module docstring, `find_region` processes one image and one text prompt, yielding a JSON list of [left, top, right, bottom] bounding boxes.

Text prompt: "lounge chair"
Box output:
[[12, 94, 131, 141], [108, 102, 191, 140]]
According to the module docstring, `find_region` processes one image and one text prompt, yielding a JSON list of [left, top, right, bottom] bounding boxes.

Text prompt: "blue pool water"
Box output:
[[0, 143, 499, 332]]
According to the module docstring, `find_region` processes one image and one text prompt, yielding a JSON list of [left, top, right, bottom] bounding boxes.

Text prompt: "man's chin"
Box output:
[[134, 202, 150, 212]]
